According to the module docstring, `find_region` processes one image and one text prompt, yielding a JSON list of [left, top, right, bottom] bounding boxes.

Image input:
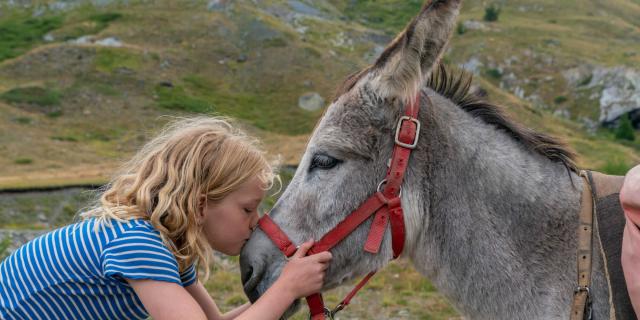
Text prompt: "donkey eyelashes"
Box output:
[[309, 153, 341, 171]]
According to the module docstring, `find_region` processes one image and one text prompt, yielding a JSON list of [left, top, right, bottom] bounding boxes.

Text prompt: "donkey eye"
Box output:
[[309, 154, 340, 171]]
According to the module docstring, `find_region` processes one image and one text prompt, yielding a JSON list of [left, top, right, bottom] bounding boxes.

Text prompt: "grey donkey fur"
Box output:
[[240, 0, 613, 318]]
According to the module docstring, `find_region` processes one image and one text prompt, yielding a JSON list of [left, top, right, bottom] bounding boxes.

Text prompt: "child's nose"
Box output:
[[249, 213, 259, 231]]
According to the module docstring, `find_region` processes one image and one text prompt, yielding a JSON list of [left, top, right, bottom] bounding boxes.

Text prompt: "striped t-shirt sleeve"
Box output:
[[101, 229, 183, 285], [180, 263, 198, 287]]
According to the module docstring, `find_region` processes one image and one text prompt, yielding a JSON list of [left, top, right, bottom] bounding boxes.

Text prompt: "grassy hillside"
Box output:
[[1, 0, 639, 189]]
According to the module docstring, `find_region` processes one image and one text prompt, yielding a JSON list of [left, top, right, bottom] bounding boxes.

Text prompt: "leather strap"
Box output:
[[571, 170, 595, 320], [363, 94, 420, 256], [257, 214, 298, 258]]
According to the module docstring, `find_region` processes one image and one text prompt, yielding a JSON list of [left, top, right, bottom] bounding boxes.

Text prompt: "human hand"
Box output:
[[276, 240, 332, 298]]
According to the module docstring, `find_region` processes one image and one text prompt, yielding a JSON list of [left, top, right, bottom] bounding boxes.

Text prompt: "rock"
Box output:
[[207, 0, 229, 11], [43, 34, 55, 42], [553, 109, 571, 119], [159, 81, 173, 88], [287, 0, 322, 17], [95, 37, 123, 47], [459, 57, 483, 75], [513, 86, 525, 99], [298, 92, 325, 111], [236, 53, 248, 63], [68, 36, 123, 47], [562, 65, 592, 87], [69, 35, 94, 45], [37, 213, 47, 222], [463, 20, 487, 30], [564, 65, 640, 125], [160, 60, 171, 69]]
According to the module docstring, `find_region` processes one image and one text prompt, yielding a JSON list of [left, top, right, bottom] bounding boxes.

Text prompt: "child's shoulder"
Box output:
[[108, 218, 163, 241]]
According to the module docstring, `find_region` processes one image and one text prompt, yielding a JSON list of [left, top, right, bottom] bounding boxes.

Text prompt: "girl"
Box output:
[[620, 164, 640, 315], [0, 117, 332, 320]]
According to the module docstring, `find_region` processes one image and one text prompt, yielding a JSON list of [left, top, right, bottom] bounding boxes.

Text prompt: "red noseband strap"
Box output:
[[258, 93, 422, 319]]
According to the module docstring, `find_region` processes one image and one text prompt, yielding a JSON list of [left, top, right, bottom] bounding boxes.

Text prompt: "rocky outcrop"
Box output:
[[564, 65, 640, 126]]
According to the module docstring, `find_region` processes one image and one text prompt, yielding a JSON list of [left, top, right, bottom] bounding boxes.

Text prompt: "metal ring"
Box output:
[[377, 179, 402, 197]]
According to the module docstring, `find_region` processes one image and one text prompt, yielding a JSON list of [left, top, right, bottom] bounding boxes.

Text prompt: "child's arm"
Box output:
[[185, 281, 250, 320], [128, 278, 207, 320], [129, 241, 330, 320], [187, 240, 331, 320]]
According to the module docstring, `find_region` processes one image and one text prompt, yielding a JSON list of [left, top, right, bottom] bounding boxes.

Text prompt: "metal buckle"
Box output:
[[574, 285, 591, 296], [394, 116, 420, 149], [308, 307, 337, 320]]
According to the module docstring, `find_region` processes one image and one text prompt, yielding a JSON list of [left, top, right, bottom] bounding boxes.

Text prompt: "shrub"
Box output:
[[456, 22, 466, 35], [484, 4, 501, 22], [485, 68, 503, 79], [14, 158, 33, 165], [615, 113, 635, 141], [1, 86, 60, 107], [554, 95, 568, 104]]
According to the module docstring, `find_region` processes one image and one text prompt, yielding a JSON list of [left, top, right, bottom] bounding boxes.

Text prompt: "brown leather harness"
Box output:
[[572, 171, 636, 320]]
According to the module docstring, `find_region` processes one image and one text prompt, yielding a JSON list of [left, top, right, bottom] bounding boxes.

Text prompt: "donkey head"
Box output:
[[240, 0, 461, 317]]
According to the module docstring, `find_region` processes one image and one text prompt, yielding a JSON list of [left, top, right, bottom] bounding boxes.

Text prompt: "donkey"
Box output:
[[240, 0, 635, 319]]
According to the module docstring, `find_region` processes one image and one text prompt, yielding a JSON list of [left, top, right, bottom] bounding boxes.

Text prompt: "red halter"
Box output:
[[258, 94, 422, 319]]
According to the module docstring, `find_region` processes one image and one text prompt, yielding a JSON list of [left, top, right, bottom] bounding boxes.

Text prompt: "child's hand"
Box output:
[[277, 240, 332, 298]]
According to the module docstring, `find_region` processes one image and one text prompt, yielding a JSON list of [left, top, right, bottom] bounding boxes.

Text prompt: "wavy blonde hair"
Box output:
[[82, 116, 277, 280]]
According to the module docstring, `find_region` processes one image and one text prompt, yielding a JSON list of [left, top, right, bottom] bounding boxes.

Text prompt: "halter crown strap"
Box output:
[[363, 94, 420, 256]]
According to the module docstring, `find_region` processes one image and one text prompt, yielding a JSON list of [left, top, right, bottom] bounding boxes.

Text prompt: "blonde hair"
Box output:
[[81, 116, 277, 280]]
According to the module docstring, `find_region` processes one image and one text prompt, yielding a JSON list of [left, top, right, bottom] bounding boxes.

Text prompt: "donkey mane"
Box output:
[[334, 63, 579, 173]]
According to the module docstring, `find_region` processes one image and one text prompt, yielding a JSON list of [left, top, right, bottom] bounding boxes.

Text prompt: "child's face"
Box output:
[[199, 176, 265, 256]]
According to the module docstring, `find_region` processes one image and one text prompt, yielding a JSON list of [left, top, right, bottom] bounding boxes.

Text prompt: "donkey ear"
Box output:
[[371, 0, 461, 101]]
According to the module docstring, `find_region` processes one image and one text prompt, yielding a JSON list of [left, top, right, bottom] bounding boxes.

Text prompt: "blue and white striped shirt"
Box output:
[[0, 218, 198, 320]]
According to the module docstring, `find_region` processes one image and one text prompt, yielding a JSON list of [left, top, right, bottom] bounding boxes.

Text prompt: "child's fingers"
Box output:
[[292, 239, 314, 258], [311, 251, 332, 263]]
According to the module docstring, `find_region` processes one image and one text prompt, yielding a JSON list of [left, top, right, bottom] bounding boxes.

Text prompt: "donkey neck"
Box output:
[[406, 89, 584, 319]]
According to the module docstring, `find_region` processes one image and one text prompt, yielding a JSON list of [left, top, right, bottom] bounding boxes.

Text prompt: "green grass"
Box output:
[[90, 12, 122, 27], [328, 0, 423, 34], [12, 116, 32, 124], [14, 158, 33, 165], [95, 48, 143, 73], [0, 13, 63, 62], [1, 86, 61, 107], [0, 236, 11, 261], [597, 157, 632, 175], [154, 85, 214, 113], [157, 75, 321, 135], [41, 9, 123, 41], [0, 188, 94, 229]]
